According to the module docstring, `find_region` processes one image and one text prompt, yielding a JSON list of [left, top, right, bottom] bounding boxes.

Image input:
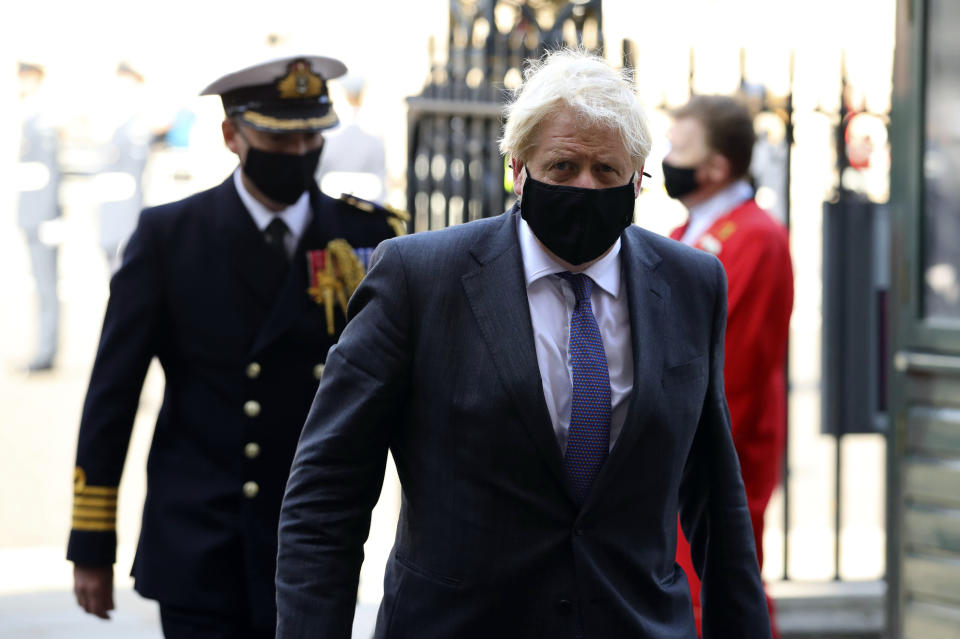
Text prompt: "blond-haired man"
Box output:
[[276, 49, 771, 638]]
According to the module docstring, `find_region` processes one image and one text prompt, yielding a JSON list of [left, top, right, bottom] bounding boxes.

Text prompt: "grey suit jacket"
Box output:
[[277, 206, 771, 638]]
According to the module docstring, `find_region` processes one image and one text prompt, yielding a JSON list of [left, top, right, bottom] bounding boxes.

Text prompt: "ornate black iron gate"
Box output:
[[405, 0, 603, 233]]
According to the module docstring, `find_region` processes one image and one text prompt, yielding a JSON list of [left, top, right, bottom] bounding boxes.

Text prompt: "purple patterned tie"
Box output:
[[558, 272, 611, 504]]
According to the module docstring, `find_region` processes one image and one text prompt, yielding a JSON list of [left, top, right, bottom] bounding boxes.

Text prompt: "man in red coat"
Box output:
[[664, 95, 794, 637]]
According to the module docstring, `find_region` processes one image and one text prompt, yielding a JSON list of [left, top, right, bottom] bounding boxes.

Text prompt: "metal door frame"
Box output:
[[888, 0, 960, 636]]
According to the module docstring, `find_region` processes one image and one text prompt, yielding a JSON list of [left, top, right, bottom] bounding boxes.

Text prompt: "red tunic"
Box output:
[[671, 198, 794, 637]]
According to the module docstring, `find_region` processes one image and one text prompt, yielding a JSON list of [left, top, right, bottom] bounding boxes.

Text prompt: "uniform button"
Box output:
[[244, 442, 261, 459], [313, 363, 325, 380], [557, 599, 573, 614], [246, 362, 261, 379], [243, 400, 261, 418], [242, 481, 259, 498]]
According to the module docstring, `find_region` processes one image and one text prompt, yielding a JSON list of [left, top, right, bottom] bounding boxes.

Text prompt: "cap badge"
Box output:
[[277, 60, 323, 99]]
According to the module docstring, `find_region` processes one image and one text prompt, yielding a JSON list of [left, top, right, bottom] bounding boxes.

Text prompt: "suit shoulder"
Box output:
[[387, 212, 504, 257], [629, 226, 724, 291], [369, 215, 506, 301]]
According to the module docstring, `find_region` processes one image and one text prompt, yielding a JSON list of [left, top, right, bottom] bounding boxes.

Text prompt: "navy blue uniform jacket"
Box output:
[[66, 175, 398, 628], [276, 206, 772, 638]]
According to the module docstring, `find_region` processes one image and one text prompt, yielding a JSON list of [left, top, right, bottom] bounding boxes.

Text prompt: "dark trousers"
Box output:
[[159, 604, 274, 639]]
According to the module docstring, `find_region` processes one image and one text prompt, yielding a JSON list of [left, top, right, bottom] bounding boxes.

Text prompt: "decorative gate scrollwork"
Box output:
[[406, 0, 603, 233]]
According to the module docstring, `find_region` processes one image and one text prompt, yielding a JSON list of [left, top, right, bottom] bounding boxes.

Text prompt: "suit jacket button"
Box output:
[[242, 481, 259, 498], [244, 442, 261, 459], [557, 599, 573, 614], [246, 362, 261, 379], [314, 363, 325, 380], [243, 400, 261, 418]]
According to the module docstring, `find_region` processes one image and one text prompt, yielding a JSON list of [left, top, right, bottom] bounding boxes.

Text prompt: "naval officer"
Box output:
[[67, 54, 406, 638]]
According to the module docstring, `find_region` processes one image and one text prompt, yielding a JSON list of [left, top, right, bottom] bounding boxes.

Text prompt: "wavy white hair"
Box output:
[[499, 49, 652, 172]]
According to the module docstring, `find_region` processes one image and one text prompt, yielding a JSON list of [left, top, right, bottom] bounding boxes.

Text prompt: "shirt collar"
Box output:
[[518, 215, 622, 298], [686, 180, 753, 233], [232, 167, 311, 238]]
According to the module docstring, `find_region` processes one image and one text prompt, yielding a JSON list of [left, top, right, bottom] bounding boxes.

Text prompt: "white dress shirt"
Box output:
[[518, 217, 634, 453], [679, 179, 753, 246], [233, 167, 311, 258]]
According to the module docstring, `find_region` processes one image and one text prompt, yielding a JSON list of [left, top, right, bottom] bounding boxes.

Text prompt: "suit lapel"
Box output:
[[582, 227, 668, 511], [460, 207, 569, 496]]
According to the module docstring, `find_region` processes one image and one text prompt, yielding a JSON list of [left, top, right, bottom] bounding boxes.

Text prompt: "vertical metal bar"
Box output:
[[469, 115, 483, 221], [487, 116, 503, 216], [836, 50, 850, 201], [417, 116, 430, 232], [406, 115, 418, 234], [835, 433, 843, 580], [450, 115, 466, 225], [781, 48, 796, 582], [434, 113, 448, 229], [833, 52, 849, 582], [621, 38, 632, 72], [785, 49, 794, 230], [426, 35, 437, 99]]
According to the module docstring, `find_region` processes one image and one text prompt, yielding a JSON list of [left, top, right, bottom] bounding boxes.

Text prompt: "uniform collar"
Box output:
[[232, 166, 311, 238], [682, 179, 753, 244]]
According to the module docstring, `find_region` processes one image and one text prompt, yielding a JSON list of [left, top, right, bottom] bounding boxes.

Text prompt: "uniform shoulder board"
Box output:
[[384, 204, 410, 236], [338, 193, 377, 213], [337, 193, 409, 236], [384, 204, 410, 222]]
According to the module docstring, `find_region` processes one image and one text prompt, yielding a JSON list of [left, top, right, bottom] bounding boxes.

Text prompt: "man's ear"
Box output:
[[222, 119, 240, 154], [511, 159, 525, 196], [634, 167, 644, 198]]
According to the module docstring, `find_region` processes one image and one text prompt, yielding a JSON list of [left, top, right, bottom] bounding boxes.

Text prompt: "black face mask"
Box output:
[[661, 160, 700, 200], [519, 171, 636, 266], [242, 144, 322, 206]]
